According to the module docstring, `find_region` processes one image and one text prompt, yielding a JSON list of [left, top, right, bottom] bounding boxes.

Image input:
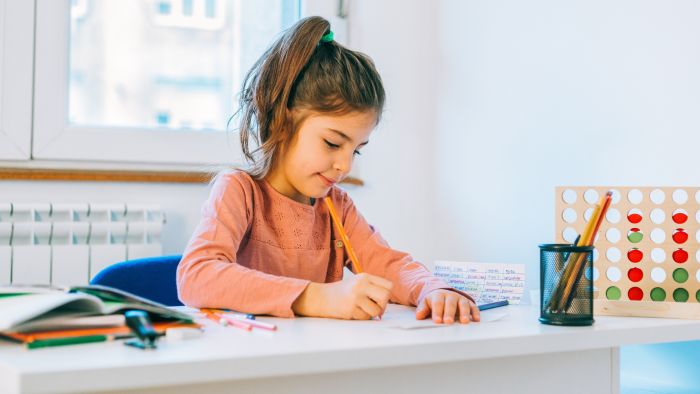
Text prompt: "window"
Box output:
[[68, 0, 298, 132], [0, 0, 33, 160], [25, 0, 346, 168]]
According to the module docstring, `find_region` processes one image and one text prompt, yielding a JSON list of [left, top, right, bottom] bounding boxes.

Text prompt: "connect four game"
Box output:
[[555, 187, 700, 318]]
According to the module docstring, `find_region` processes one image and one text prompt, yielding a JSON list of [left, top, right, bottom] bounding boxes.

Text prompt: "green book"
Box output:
[[0, 284, 193, 334]]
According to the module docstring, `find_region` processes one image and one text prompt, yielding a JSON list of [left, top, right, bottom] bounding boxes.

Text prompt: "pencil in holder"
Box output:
[[539, 243, 594, 326]]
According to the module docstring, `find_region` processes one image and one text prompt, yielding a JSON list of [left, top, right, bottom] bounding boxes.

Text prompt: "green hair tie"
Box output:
[[320, 31, 334, 43]]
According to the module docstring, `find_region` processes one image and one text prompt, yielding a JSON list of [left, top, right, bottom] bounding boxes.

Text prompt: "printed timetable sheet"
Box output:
[[433, 261, 526, 304]]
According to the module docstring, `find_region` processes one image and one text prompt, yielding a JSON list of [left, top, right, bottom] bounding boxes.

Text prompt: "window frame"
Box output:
[[30, 0, 347, 169], [0, 0, 34, 161]]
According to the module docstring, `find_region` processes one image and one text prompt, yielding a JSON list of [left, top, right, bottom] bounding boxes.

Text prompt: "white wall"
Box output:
[[435, 0, 700, 292], [346, 0, 438, 267]]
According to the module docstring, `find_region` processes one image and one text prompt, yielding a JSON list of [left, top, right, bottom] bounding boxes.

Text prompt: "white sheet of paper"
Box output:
[[385, 311, 510, 330], [433, 261, 526, 305]]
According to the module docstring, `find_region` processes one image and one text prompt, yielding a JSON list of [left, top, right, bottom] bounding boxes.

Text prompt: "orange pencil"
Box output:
[[325, 197, 385, 320], [201, 309, 252, 331], [556, 191, 613, 311], [324, 197, 363, 273]]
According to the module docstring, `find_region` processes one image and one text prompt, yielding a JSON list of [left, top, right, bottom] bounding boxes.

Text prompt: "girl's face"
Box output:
[[266, 110, 377, 204]]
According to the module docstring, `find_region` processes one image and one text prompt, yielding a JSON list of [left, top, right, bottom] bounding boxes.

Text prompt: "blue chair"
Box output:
[[90, 255, 183, 306]]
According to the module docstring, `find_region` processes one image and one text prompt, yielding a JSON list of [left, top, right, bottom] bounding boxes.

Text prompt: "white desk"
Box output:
[[2, 304, 700, 394]]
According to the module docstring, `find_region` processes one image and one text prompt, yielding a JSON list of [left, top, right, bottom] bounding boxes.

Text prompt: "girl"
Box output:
[[177, 16, 479, 324]]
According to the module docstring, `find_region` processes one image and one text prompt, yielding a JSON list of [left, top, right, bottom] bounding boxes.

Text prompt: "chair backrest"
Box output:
[[90, 255, 183, 306]]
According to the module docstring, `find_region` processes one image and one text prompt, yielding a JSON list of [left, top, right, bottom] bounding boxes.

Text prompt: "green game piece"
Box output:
[[650, 287, 666, 301], [673, 288, 689, 302], [673, 268, 689, 283], [627, 231, 643, 243], [606, 286, 621, 300]]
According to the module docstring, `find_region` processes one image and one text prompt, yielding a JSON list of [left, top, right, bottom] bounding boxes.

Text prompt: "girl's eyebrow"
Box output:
[[328, 128, 369, 146]]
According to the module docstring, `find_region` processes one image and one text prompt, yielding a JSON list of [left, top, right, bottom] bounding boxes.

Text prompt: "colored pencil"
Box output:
[[209, 308, 255, 320], [225, 315, 276, 331], [552, 191, 612, 312], [324, 197, 363, 273], [201, 309, 252, 331], [558, 191, 613, 311], [325, 197, 385, 320]]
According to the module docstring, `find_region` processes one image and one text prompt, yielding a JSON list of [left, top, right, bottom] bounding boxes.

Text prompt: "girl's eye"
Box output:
[[324, 140, 340, 149], [325, 139, 361, 156]]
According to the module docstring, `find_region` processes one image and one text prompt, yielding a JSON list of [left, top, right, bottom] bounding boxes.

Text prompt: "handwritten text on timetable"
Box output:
[[433, 261, 526, 304]]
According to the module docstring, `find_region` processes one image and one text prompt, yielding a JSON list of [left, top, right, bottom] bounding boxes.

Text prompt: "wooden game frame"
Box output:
[[555, 186, 700, 319]]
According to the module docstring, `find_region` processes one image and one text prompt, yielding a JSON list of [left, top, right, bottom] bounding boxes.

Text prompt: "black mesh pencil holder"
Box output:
[[539, 244, 594, 326]]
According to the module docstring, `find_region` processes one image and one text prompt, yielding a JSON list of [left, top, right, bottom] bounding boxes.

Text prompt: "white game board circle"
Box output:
[[584, 208, 594, 222], [562, 208, 577, 223], [562, 227, 577, 243], [651, 228, 666, 244], [651, 248, 666, 263], [606, 228, 621, 243], [650, 208, 666, 224], [650, 189, 665, 204], [628, 189, 643, 204], [593, 248, 599, 262], [697, 249, 700, 264], [696, 189, 700, 204], [673, 189, 688, 204], [607, 266, 622, 282], [587, 266, 600, 281], [606, 208, 621, 224], [696, 209, 700, 224], [651, 267, 666, 283], [584, 189, 599, 204], [696, 229, 700, 244], [562, 189, 577, 204], [696, 269, 700, 282], [606, 247, 621, 263]]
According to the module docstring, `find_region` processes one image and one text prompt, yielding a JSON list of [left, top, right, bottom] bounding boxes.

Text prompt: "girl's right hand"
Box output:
[[293, 273, 393, 319]]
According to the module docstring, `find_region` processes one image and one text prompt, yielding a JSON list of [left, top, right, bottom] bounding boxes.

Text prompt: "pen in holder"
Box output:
[[539, 244, 594, 326]]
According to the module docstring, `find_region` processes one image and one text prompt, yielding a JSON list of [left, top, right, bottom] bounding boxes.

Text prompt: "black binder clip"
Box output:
[[124, 310, 159, 350]]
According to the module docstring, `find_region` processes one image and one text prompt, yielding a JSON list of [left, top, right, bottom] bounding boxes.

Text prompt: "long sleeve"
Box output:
[[176, 174, 310, 317], [339, 194, 460, 306]]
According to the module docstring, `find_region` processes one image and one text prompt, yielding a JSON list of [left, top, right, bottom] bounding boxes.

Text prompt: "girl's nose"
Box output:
[[333, 153, 353, 174]]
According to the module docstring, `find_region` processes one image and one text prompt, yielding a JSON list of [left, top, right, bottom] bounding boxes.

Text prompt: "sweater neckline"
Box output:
[[260, 178, 319, 211]]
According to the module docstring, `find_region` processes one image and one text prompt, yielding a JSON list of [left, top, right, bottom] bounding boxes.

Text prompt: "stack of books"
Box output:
[[0, 284, 197, 349]]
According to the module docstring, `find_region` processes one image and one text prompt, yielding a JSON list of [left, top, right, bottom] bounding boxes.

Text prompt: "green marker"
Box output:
[[27, 335, 108, 350]]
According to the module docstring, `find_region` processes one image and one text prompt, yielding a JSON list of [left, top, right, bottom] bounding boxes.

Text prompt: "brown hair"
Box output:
[[234, 16, 385, 179]]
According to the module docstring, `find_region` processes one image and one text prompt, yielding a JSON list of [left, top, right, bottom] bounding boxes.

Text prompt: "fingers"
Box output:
[[365, 283, 391, 310], [468, 299, 481, 322], [351, 306, 372, 320], [458, 297, 471, 323], [415, 297, 431, 320], [364, 273, 393, 291], [417, 290, 481, 325], [442, 294, 458, 324], [430, 294, 445, 323], [357, 296, 384, 319], [455, 297, 480, 324]]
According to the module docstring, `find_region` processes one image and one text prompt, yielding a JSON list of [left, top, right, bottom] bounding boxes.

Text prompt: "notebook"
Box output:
[[0, 284, 193, 333]]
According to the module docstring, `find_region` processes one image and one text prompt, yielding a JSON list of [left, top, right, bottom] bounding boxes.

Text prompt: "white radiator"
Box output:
[[0, 203, 164, 286]]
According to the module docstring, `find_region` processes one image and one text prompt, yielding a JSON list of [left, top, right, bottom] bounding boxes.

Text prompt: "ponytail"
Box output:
[[235, 16, 385, 178]]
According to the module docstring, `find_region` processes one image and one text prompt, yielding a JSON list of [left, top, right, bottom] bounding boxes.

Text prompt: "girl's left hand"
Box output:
[[415, 289, 480, 324]]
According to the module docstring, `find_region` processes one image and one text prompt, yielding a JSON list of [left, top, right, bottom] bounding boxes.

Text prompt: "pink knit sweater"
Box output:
[[177, 170, 455, 317]]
